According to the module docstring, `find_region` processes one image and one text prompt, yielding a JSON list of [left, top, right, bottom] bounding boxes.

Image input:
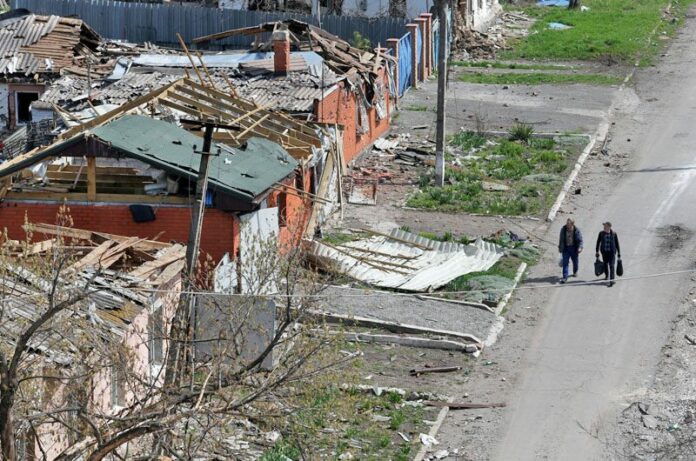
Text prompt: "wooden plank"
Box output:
[[69, 240, 115, 272], [59, 80, 180, 140], [192, 24, 271, 44], [25, 239, 55, 255], [86, 156, 96, 201], [5, 191, 192, 205], [97, 236, 144, 269], [236, 114, 270, 139], [151, 259, 186, 286], [128, 244, 186, 279]]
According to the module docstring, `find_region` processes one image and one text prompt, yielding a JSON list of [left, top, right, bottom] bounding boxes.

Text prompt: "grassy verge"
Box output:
[[457, 72, 621, 85], [403, 104, 430, 111], [451, 60, 573, 71], [407, 132, 582, 216], [262, 383, 438, 460], [503, 0, 693, 63]]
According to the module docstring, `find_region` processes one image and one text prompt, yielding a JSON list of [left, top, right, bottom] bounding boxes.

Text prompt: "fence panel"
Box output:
[[397, 32, 411, 97], [13, 0, 408, 48]]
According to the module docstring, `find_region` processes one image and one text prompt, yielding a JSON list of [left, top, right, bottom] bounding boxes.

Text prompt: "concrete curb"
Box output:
[[413, 398, 452, 461], [546, 10, 660, 223], [483, 262, 527, 349]]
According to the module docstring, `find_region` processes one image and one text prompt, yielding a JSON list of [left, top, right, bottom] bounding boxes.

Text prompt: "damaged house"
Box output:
[[0, 10, 105, 130], [0, 225, 184, 459], [0, 98, 312, 265]]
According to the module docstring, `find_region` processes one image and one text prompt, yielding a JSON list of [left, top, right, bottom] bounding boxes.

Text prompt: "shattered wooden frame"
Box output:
[[59, 78, 322, 161]]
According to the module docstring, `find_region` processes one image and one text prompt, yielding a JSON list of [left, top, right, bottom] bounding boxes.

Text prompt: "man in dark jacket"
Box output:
[[595, 221, 621, 287], [558, 218, 583, 283]]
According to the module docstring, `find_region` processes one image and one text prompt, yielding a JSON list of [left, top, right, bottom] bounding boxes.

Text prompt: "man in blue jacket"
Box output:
[[558, 218, 584, 284]]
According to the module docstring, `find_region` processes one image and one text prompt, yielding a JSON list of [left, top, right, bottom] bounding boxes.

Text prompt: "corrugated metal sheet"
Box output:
[[14, 0, 408, 49], [304, 230, 504, 292], [0, 12, 100, 74]]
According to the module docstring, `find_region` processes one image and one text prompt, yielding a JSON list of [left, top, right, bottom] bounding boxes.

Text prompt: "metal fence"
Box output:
[[12, 0, 408, 48]]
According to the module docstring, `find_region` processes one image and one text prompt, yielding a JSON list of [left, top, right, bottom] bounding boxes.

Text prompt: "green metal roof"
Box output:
[[90, 115, 297, 202]]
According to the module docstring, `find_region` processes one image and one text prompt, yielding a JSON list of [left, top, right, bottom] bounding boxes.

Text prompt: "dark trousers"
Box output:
[[562, 246, 579, 279], [601, 250, 616, 280]]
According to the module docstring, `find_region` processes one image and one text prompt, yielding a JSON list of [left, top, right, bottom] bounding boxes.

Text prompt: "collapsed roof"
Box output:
[[0, 113, 299, 205], [0, 10, 103, 76], [1, 223, 184, 364]]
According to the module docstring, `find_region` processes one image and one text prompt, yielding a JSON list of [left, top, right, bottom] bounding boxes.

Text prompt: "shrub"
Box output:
[[509, 123, 535, 143]]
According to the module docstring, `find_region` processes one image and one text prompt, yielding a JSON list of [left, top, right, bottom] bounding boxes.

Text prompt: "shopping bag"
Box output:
[[617, 258, 624, 277], [594, 258, 605, 277], [558, 256, 563, 268]]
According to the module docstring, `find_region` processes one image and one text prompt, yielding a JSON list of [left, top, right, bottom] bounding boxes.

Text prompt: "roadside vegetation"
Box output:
[[457, 72, 620, 85], [262, 378, 438, 460], [407, 128, 584, 216], [504, 0, 694, 63], [450, 60, 572, 71]]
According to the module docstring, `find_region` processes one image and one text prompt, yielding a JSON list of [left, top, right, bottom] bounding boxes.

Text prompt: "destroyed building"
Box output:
[[0, 104, 311, 263], [0, 224, 184, 459], [0, 10, 106, 130]]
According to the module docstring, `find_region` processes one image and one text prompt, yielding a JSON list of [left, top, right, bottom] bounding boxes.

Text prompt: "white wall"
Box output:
[[471, 0, 501, 32]]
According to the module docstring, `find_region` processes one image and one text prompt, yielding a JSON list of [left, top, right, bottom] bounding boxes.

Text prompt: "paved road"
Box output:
[[492, 11, 696, 461]]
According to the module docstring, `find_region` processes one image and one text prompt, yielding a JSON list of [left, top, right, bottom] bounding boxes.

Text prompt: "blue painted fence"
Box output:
[[398, 32, 412, 97]]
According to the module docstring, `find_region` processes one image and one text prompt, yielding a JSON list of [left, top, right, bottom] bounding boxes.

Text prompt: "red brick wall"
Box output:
[[0, 201, 238, 262], [314, 67, 392, 165], [267, 170, 312, 252]]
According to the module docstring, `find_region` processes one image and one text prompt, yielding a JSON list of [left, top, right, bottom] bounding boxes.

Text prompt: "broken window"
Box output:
[[111, 366, 126, 408], [16, 92, 39, 124], [149, 306, 164, 366], [278, 192, 288, 227]]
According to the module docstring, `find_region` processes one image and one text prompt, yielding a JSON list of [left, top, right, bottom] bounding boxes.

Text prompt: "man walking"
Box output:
[[595, 221, 621, 287], [558, 218, 583, 284]]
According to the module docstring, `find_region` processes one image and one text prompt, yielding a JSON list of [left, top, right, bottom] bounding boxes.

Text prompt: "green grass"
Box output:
[[404, 104, 429, 111], [504, 0, 694, 63], [451, 60, 572, 70], [407, 136, 576, 216], [450, 130, 487, 150], [264, 384, 436, 460], [322, 232, 365, 245], [457, 72, 621, 85]]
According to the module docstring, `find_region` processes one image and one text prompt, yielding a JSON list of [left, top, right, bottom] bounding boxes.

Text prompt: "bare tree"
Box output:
[[0, 209, 346, 460]]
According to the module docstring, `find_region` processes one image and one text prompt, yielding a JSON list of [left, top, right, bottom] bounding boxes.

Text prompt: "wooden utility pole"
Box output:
[[165, 122, 215, 389], [434, 0, 448, 187]]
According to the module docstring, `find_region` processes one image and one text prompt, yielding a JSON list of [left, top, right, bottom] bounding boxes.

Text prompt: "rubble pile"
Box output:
[[455, 11, 534, 60]]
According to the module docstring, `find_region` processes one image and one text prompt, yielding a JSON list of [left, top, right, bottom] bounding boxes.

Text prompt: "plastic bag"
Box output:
[[617, 258, 624, 277], [594, 258, 605, 277]]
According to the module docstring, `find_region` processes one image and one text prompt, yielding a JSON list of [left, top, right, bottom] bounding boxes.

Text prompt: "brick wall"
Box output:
[[0, 201, 238, 262], [314, 66, 392, 165]]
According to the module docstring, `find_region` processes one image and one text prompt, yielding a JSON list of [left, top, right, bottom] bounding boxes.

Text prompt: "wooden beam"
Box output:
[[192, 24, 271, 44], [86, 156, 96, 201], [6, 191, 193, 205]]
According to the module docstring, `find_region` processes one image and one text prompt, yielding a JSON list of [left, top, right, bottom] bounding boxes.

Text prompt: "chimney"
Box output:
[[272, 29, 291, 76]]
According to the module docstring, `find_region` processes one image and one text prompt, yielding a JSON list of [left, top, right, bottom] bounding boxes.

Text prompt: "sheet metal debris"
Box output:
[[304, 229, 504, 292]]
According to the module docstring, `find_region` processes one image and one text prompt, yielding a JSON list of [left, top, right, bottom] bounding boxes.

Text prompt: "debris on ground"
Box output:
[[454, 12, 534, 59]]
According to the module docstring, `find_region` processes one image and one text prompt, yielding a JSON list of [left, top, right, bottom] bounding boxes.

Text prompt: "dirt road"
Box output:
[[449, 10, 696, 461]]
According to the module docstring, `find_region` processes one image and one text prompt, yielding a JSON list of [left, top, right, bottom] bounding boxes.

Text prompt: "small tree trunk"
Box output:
[[568, 0, 580, 9], [0, 390, 17, 461]]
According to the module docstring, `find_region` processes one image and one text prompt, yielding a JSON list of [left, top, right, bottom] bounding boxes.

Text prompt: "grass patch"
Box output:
[[450, 60, 572, 70], [457, 72, 620, 85], [265, 383, 437, 460], [404, 104, 429, 112], [407, 135, 578, 216], [503, 0, 694, 63], [509, 123, 535, 143], [450, 130, 487, 150], [322, 232, 365, 245]]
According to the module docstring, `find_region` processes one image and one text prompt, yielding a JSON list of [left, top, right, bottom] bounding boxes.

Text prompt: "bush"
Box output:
[[351, 31, 372, 51], [509, 123, 535, 143], [451, 130, 487, 150]]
